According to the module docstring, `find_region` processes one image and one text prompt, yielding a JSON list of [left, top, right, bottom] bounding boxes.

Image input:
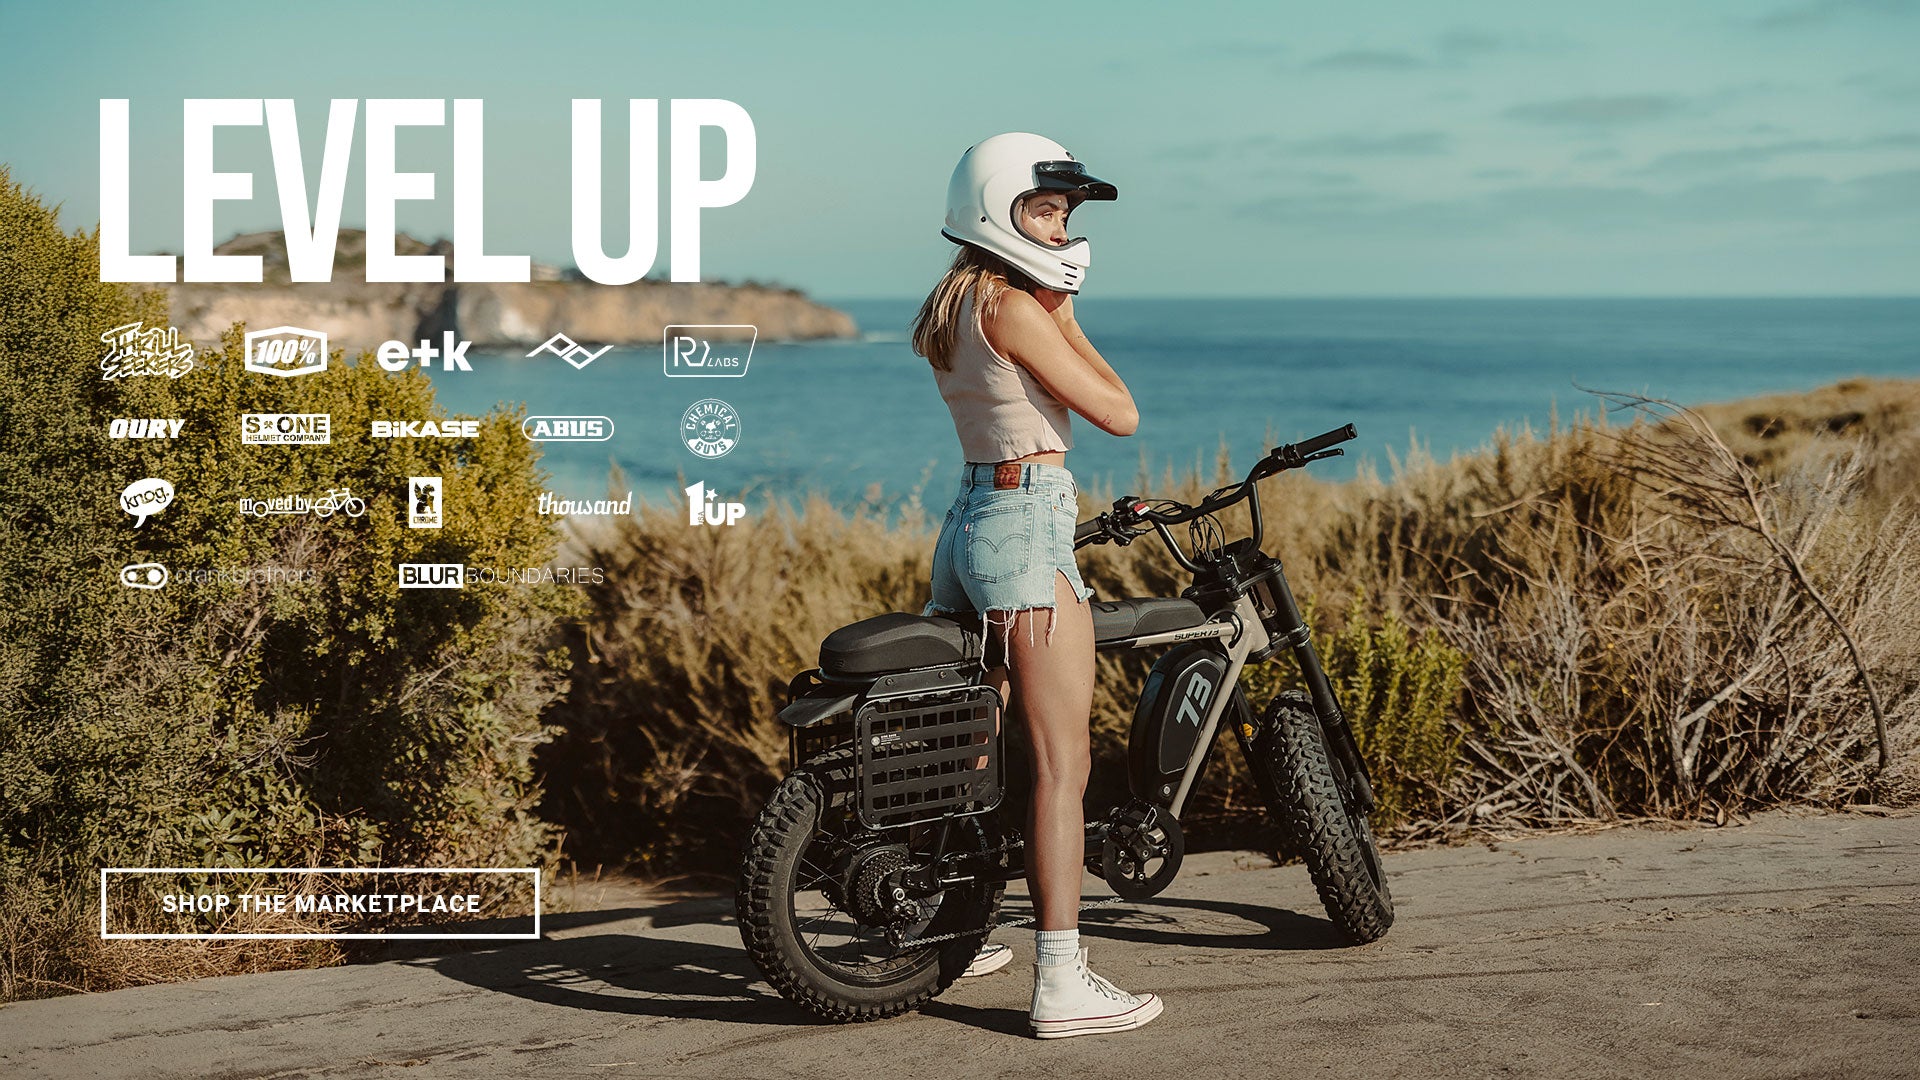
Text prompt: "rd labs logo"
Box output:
[[241, 413, 331, 445], [408, 476, 443, 529], [99, 322, 194, 381], [664, 325, 753, 377], [245, 326, 328, 377]]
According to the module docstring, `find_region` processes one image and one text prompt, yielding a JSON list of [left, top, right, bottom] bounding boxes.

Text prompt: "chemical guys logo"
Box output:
[[686, 481, 745, 526], [241, 413, 330, 445], [407, 476, 443, 529], [664, 325, 754, 377], [377, 332, 473, 372], [680, 398, 739, 458], [244, 326, 328, 377], [110, 419, 185, 439], [526, 333, 612, 370], [521, 415, 613, 442], [99, 322, 194, 381]]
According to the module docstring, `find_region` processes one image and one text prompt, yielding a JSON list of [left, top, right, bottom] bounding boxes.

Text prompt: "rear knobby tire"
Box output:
[[736, 750, 1003, 1022], [1256, 690, 1394, 943]]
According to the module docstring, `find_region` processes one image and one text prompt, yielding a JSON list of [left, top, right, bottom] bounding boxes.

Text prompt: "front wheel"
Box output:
[[1256, 690, 1393, 943]]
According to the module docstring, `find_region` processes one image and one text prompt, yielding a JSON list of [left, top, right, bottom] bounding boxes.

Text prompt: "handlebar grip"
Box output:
[[1296, 423, 1357, 457], [1074, 518, 1105, 543]]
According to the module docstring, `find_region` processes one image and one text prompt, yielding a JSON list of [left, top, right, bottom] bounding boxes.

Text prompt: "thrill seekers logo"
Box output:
[[681, 399, 739, 458], [99, 323, 194, 380], [408, 476, 444, 529], [686, 481, 745, 526], [526, 333, 612, 370]]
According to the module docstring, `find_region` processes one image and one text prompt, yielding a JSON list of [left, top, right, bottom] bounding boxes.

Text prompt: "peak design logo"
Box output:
[[680, 399, 740, 458], [686, 481, 746, 526], [521, 415, 613, 442], [377, 332, 473, 372], [664, 325, 754, 377], [239, 488, 366, 519], [527, 333, 612, 370], [99, 323, 194, 381], [241, 413, 331, 445], [408, 476, 443, 529], [244, 326, 328, 377], [120, 477, 175, 527]]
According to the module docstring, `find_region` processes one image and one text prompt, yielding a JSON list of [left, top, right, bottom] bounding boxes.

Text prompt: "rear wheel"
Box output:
[[1256, 691, 1393, 943]]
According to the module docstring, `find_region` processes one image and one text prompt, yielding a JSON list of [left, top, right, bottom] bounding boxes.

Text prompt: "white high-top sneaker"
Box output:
[[1028, 946, 1163, 1039]]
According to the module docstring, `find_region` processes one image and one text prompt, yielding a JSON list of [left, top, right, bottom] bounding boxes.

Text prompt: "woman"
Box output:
[[912, 132, 1162, 1039]]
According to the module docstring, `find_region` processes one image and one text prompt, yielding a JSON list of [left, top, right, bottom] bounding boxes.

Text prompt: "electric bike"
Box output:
[[737, 423, 1392, 1022]]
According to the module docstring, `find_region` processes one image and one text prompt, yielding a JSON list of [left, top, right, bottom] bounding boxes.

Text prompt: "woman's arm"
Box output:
[[985, 290, 1139, 437]]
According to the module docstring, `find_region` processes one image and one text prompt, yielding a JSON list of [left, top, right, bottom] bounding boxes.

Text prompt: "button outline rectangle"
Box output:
[[99, 866, 541, 940]]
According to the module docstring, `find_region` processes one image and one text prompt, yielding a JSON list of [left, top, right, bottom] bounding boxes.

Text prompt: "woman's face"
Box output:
[[1017, 192, 1073, 247]]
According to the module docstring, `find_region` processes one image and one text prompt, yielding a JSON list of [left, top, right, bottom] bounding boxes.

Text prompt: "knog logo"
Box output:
[[371, 419, 479, 439], [239, 488, 366, 520], [681, 399, 740, 459], [120, 477, 175, 527], [99, 322, 194, 381], [685, 481, 745, 526], [664, 325, 754, 377], [120, 562, 169, 590], [377, 332, 473, 372], [244, 326, 328, 377], [109, 419, 185, 439], [527, 333, 612, 370], [408, 476, 443, 529], [241, 413, 330, 445], [521, 415, 612, 442], [398, 563, 464, 590]]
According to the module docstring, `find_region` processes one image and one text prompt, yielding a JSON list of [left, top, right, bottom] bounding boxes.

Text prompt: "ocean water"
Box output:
[[429, 298, 1919, 510]]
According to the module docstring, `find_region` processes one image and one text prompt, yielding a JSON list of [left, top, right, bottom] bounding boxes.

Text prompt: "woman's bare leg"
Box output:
[[1003, 569, 1095, 930]]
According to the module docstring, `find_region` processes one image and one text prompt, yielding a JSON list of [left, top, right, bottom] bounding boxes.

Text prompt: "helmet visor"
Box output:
[[1032, 160, 1117, 202]]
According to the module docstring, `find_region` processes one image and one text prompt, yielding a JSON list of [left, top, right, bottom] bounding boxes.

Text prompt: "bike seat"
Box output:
[[1090, 597, 1207, 643], [820, 613, 982, 677]]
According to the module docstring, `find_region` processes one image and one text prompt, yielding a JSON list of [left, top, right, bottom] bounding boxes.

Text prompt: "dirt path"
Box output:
[[2, 810, 1914, 1079]]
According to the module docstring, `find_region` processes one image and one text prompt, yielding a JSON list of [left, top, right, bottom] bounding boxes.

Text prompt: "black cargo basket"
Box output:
[[854, 685, 1002, 830]]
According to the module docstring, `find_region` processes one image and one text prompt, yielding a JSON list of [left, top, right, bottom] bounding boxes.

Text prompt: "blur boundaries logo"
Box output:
[[665, 325, 753, 376], [408, 476, 443, 529], [245, 326, 328, 377], [242, 413, 331, 444], [98, 99, 755, 285], [99, 322, 193, 380], [522, 415, 612, 442], [686, 481, 745, 526], [399, 563, 464, 589]]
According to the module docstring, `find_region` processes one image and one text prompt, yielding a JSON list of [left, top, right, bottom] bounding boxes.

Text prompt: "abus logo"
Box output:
[[377, 332, 473, 372], [398, 563, 464, 589], [521, 415, 613, 442], [371, 420, 479, 439], [244, 326, 328, 377], [686, 481, 746, 526], [526, 333, 612, 370], [241, 413, 331, 445], [664, 325, 754, 377], [99, 322, 194, 380], [408, 476, 443, 529], [109, 419, 185, 439]]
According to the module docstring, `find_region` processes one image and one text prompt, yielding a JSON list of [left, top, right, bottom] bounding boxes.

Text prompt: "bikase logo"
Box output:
[[408, 476, 444, 529], [238, 488, 366, 520], [244, 326, 328, 377], [120, 477, 175, 527], [526, 333, 612, 370], [371, 419, 479, 439], [109, 419, 185, 439], [377, 332, 473, 372], [664, 325, 754, 377], [686, 481, 746, 526], [538, 491, 633, 516], [521, 415, 613, 442], [398, 563, 464, 589], [99, 322, 194, 380], [241, 413, 331, 445], [680, 398, 740, 458]]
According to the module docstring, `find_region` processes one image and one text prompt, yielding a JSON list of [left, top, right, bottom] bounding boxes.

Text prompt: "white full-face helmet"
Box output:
[[941, 132, 1117, 293]]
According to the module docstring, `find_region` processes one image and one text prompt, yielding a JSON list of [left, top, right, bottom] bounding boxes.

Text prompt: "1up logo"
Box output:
[[686, 482, 746, 526]]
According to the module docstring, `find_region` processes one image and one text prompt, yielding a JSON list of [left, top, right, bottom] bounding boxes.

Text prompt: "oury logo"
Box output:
[[377, 332, 473, 372], [99, 322, 195, 381], [408, 476, 444, 529], [664, 325, 754, 377], [526, 333, 612, 370], [244, 326, 328, 377], [521, 415, 613, 442], [680, 398, 740, 459], [685, 481, 746, 526], [109, 419, 185, 439]]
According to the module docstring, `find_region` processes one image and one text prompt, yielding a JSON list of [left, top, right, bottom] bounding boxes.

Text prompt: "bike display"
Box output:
[[737, 423, 1392, 1022]]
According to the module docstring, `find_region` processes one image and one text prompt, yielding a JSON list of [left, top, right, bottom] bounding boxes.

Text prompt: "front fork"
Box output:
[[1263, 569, 1378, 814]]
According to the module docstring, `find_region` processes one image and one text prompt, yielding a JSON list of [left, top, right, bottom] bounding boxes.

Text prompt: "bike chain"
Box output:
[[891, 835, 1134, 948]]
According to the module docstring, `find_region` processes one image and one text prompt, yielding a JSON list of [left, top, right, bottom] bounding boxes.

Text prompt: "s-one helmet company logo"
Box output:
[[408, 476, 444, 529], [521, 415, 613, 442], [99, 322, 194, 381], [241, 413, 331, 445], [245, 326, 328, 377], [664, 325, 753, 377]]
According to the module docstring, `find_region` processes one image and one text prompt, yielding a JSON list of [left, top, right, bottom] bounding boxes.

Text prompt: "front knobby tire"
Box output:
[[736, 750, 1003, 1023], [1257, 690, 1394, 943]]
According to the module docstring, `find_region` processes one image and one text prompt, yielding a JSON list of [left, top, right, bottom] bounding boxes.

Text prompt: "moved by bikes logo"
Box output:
[[120, 477, 174, 527], [537, 491, 632, 516], [521, 415, 613, 442], [377, 332, 473, 372], [408, 476, 443, 529], [526, 332, 612, 370], [238, 487, 366, 520], [99, 322, 194, 380], [681, 398, 740, 458], [241, 413, 331, 445], [244, 326, 328, 377], [109, 418, 185, 439], [664, 325, 753, 377], [371, 419, 479, 439], [686, 481, 745, 526]]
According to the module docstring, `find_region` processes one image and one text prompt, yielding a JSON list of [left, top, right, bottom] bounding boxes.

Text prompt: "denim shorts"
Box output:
[[924, 462, 1095, 631]]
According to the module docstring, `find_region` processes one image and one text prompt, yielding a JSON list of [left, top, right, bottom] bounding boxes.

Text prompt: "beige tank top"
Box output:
[[931, 292, 1073, 462]]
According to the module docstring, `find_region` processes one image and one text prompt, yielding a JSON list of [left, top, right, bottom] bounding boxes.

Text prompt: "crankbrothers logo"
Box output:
[[244, 326, 328, 377], [99, 322, 194, 380], [664, 325, 754, 377], [686, 481, 746, 526], [680, 399, 740, 458], [120, 562, 169, 590], [521, 415, 613, 442], [408, 476, 443, 529], [238, 488, 366, 520], [241, 413, 331, 445], [526, 333, 612, 370]]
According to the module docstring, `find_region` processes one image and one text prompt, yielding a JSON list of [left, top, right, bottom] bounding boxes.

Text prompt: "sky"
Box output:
[[0, 0, 1915, 298]]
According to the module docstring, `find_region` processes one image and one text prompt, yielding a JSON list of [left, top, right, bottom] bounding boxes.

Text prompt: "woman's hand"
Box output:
[[987, 290, 1137, 437], [1032, 288, 1076, 330]]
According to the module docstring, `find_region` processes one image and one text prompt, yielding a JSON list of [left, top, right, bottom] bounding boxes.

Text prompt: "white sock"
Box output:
[[1035, 928, 1079, 967]]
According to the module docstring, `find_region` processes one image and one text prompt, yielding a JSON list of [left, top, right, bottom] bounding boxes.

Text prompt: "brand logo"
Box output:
[[537, 491, 633, 516], [526, 332, 612, 370], [109, 419, 185, 439], [377, 332, 473, 372], [1175, 673, 1214, 728], [238, 488, 366, 520], [664, 325, 754, 377], [398, 563, 464, 589], [99, 322, 194, 381], [408, 476, 444, 529], [371, 419, 480, 439], [686, 481, 746, 526], [120, 562, 169, 589], [120, 477, 175, 527], [244, 326, 328, 377], [680, 398, 740, 458], [521, 415, 613, 442], [241, 413, 331, 445]]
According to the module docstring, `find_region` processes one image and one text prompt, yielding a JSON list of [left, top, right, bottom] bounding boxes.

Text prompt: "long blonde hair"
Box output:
[[911, 244, 1034, 372]]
